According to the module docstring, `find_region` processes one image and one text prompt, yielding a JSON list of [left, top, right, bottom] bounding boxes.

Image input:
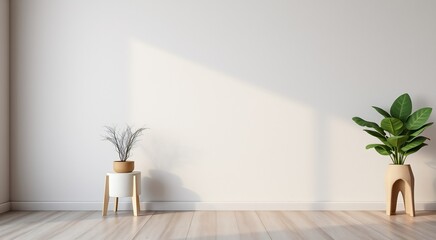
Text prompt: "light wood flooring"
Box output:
[[1, 210, 436, 239]]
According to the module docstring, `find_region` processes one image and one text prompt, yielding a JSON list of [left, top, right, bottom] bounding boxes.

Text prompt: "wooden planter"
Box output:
[[113, 161, 135, 173], [385, 164, 415, 217]]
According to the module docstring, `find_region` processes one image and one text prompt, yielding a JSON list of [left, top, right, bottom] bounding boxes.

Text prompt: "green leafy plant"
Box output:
[[103, 125, 147, 161], [352, 93, 433, 165]]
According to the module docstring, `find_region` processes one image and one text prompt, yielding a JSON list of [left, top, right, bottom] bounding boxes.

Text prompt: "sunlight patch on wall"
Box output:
[[129, 38, 319, 201]]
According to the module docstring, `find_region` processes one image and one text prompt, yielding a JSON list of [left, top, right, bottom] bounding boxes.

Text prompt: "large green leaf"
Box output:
[[381, 118, 404, 135], [401, 136, 428, 152], [366, 143, 391, 150], [387, 135, 408, 147], [375, 146, 391, 155], [363, 130, 388, 145], [390, 93, 412, 122], [372, 106, 391, 118], [406, 107, 432, 130], [366, 144, 392, 157], [404, 143, 427, 156], [409, 122, 433, 140], [352, 117, 385, 135]]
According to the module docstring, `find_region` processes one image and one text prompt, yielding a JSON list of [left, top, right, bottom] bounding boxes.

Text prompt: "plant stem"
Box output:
[[389, 154, 394, 164]]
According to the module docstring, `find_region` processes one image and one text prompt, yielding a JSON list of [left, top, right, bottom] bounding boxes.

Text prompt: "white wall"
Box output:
[[10, 0, 436, 210], [0, 0, 9, 212]]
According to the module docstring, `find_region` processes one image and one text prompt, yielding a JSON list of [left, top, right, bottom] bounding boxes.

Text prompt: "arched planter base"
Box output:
[[385, 164, 415, 217]]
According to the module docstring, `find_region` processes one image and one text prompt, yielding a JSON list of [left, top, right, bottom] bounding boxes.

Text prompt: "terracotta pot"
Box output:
[[385, 164, 415, 217], [113, 161, 135, 173]]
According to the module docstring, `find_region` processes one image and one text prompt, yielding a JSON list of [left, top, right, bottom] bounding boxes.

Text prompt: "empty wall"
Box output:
[[0, 0, 9, 212], [10, 0, 436, 210]]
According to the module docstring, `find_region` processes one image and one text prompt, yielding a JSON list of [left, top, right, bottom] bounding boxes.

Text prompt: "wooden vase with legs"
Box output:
[[385, 164, 415, 217]]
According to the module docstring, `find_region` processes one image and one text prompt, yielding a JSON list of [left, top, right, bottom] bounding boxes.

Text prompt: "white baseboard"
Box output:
[[0, 202, 10, 213], [10, 201, 436, 211]]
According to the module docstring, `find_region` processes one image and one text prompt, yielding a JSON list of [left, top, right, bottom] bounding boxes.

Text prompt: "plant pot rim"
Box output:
[[113, 160, 134, 162], [388, 164, 411, 166]]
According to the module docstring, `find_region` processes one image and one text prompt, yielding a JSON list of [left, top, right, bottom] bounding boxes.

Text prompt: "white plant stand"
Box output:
[[102, 171, 141, 216]]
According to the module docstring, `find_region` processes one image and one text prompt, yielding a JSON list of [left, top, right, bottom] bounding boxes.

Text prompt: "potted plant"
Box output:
[[103, 125, 146, 173], [352, 93, 432, 216]]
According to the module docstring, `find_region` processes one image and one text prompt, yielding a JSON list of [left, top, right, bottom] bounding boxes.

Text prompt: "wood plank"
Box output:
[[326, 211, 389, 240], [47, 211, 106, 239], [417, 210, 436, 219], [133, 211, 174, 239], [216, 211, 241, 240], [235, 211, 270, 240], [134, 211, 193, 239], [0, 211, 64, 239], [14, 211, 93, 240], [304, 211, 369, 240], [257, 211, 302, 240], [75, 211, 153, 240], [186, 211, 217, 240], [342, 211, 408, 239], [0, 211, 30, 225], [370, 211, 436, 239], [160, 211, 194, 239], [280, 211, 333, 240], [100, 211, 153, 240], [1, 210, 436, 239]]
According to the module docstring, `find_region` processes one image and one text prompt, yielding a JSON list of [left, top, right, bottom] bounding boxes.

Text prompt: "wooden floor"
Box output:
[[1, 211, 436, 239]]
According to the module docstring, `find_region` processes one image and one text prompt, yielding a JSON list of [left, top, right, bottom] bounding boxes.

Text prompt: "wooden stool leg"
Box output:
[[114, 197, 119, 212], [137, 194, 141, 213], [132, 175, 139, 216], [102, 175, 109, 216]]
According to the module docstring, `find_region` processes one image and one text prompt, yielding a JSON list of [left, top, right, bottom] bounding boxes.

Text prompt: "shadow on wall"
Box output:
[[426, 142, 436, 195], [124, 0, 436, 202], [421, 119, 436, 194], [142, 169, 200, 208]]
